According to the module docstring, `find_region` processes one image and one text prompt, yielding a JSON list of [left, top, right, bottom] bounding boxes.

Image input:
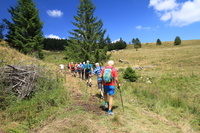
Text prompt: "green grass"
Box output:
[[113, 40, 200, 131], [0, 39, 200, 132]]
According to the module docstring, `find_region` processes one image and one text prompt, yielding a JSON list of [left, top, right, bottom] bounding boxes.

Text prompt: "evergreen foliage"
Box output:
[[133, 38, 141, 51], [65, 0, 110, 63], [123, 66, 138, 82], [132, 38, 135, 44], [107, 37, 127, 51], [3, 0, 44, 59], [43, 38, 68, 51], [174, 36, 182, 45], [135, 38, 142, 48], [0, 23, 5, 39], [156, 38, 162, 45]]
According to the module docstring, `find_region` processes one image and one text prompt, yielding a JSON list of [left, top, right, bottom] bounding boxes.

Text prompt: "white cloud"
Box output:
[[45, 34, 61, 39], [135, 25, 152, 30], [149, 0, 178, 11], [149, 0, 200, 26], [112, 38, 120, 43], [170, 0, 200, 26], [47, 10, 63, 17], [135, 25, 142, 30]]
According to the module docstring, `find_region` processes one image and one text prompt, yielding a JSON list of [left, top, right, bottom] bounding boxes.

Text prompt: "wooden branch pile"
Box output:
[[1, 64, 41, 100]]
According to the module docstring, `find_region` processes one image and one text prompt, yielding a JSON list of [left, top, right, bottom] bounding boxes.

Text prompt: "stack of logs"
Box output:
[[0, 64, 40, 100]]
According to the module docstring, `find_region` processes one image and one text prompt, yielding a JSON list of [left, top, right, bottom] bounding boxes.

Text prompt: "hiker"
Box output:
[[77, 62, 83, 78], [84, 60, 93, 87], [91, 63, 104, 98], [59, 64, 65, 73], [74, 62, 79, 77], [100, 60, 120, 115], [81, 62, 85, 80], [67, 63, 71, 73], [69, 62, 76, 77]]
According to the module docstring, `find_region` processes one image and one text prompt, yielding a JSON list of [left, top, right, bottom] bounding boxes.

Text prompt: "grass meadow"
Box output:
[[0, 40, 199, 132]]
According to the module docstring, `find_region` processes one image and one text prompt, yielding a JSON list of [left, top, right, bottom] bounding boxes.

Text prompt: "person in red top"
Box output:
[[69, 62, 76, 77], [100, 60, 120, 115]]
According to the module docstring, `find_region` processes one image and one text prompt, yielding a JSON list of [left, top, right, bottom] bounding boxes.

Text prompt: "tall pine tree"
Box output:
[[3, 0, 44, 59], [65, 0, 110, 63]]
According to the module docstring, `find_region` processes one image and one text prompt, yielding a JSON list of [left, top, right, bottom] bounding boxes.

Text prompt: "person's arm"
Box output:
[[114, 77, 120, 87], [113, 68, 120, 88], [99, 68, 104, 78]]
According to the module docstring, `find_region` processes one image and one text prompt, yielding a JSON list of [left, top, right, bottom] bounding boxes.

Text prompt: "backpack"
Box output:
[[102, 68, 113, 83], [71, 64, 75, 69], [85, 63, 91, 71]]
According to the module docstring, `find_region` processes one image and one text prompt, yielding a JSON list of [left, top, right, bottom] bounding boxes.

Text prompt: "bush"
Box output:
[[123, 66, 138, 82]]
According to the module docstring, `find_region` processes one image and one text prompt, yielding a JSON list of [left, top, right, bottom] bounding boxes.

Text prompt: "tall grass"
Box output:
[[0, 68, 70, 132], [0, 46, 70, 132], [113, 40, 200, 131]]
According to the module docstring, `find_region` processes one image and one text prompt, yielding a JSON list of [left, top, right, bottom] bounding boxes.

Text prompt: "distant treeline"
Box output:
[[43, 38, 127, 51], [107, 41, 127, 51], [107, 38, 127, 51], [43, 38, 68, 51]]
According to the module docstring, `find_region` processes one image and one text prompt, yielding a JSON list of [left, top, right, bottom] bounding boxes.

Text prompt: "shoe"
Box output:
[[108, 110, 114, 116], [89, 83, 92, 87], [104, 102, 108, 109]]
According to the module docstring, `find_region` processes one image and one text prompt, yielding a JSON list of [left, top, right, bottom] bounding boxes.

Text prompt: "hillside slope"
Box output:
[[33, 40, 199, 132], [0, 40, 199, 132]]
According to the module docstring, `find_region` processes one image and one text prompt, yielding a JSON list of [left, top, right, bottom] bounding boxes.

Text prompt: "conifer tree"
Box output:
[[65, 0, 110, 63], [3, 0, 44, 59], [0, 23, 5, 39], [174, 36, 181, 45], [132, 38, 135, 44], [156, 38, 162, 45]]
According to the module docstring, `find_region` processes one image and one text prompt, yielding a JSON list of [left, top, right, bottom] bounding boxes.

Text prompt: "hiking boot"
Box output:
[[108, 110, 114, 116], [89, 83, 92, 87]]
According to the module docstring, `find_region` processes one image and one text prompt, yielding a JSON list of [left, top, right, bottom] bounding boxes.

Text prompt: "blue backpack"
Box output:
[[102, 68, 113, 83], [85, 63, 91, 71]]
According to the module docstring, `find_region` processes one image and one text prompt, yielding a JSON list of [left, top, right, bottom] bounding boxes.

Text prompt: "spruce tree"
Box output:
[[65, 0, 110, 63], [134, 38, 141, 51], [132, 38, 135, 44], [3, 0, 44, 59], [0, 23, 5, 39], [174, 36, 181, 45], [156, 38, 162, 45]]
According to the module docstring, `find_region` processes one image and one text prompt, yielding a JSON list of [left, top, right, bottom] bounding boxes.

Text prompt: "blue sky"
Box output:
[[1, 0, 200, 43]]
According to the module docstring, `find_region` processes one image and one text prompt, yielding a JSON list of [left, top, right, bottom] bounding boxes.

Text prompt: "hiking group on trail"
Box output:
[[63, 60, 121, 116]]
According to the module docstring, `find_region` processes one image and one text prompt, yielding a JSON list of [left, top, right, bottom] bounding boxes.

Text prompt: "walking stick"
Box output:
[[118, 86, 124, 112]]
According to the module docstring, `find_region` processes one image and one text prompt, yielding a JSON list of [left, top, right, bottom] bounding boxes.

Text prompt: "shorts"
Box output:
[[97, 80, 103, 90], [85, 72, 91, 79], [104, 85, 115, 95]]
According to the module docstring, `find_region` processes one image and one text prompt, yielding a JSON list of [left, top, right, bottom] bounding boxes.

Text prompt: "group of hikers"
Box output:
[[65, 60, 121, 116]]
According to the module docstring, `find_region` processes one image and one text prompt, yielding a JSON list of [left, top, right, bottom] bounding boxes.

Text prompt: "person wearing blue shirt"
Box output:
[[84, 60, 93, 87], [91, 62, 104, 98], [77, 62, 83, 78]]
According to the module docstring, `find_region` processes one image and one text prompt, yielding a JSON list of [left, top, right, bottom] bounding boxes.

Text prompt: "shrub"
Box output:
[[123, 66, 138, 82]]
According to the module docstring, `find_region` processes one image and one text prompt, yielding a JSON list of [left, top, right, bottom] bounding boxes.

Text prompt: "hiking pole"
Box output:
[[118, 86, 124, 112]]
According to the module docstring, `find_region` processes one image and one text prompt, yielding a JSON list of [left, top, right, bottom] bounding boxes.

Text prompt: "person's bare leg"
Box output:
[[108, 95, 113, 111], [104, 93, 108, 103]]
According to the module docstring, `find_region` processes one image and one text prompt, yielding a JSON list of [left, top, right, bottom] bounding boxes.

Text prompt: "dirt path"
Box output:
[[33, 72, 195, 133], [34, 72, 111, 133], [65, 72, 107, 116]]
